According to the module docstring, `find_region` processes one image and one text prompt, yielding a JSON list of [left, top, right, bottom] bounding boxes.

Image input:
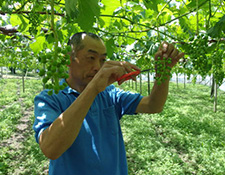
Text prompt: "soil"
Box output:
[[0, 76, 48, 174]]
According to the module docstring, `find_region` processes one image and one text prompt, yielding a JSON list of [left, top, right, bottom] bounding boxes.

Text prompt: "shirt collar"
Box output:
[[60, 79, 80, 96]]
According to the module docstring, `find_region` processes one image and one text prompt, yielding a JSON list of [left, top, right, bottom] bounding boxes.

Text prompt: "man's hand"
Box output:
[[155, 42, 185, 69], [136, 42, 184, 114], [90, 61, 140, 93], [154, 42, 185, 84]]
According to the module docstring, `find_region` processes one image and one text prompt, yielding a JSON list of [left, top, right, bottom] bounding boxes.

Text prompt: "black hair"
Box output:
[[68, 32, 101, 48], [67, 32, 101, 59]]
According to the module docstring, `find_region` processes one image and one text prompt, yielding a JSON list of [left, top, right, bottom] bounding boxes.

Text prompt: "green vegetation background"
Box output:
[[0, 78, 225, 174]]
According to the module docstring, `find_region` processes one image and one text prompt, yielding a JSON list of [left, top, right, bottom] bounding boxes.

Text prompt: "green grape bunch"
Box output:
[[188, 34, 212, 77], [154, 56, 172, 85], [38, 45, 72, 95], [28, 10, 41, 35], [187, 34, 224, 84], [211, 50, 225, 86]]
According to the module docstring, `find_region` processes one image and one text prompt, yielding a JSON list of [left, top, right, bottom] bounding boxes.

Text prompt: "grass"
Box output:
[[0, 79, 20, 107], [120, 82, 225, 175], [0, 78, 48, 175], [0, 104, 22, 140], [1, 78, 225, 175]]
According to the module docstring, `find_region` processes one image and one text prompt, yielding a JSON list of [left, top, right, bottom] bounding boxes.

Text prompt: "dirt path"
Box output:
[[0, 105, 33, 149], [0, 81, 33, 173], [0, 79, 48, 174]]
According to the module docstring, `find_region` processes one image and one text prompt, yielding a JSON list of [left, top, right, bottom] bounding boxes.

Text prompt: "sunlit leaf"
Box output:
[[101, 0, 121, 15], [18, 15, 28, 32], [30, 36, 46, 53], [10, 14, 22, 27], [143, 0, 159, 12]]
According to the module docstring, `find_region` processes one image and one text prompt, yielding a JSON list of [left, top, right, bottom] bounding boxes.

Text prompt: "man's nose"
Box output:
[[93, 60, 101, 72]]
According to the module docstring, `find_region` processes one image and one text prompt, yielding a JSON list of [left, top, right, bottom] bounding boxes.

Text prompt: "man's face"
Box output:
[[67, 35, 107, 91]]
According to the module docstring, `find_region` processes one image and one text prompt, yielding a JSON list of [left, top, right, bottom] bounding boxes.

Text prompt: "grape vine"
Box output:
[[188, 34, 212, 78], [0, 0, 224, 97], [211, 50, 224, 86], [38, 46, 72, 95]]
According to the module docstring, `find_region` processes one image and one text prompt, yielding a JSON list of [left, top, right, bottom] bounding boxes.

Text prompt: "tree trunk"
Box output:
[[210, 76, 214, 98], [0, 67, 3, 78], [184, 73, 186, 88], [43, 65, 46, 90], [131, 79, 134, 89], [135, 78, 137, 91], [140, 74, 142, 94], [22, 73, 25, 93], [176, 73, 179, 88], [147, 71, 150, 95], [10, 67, 16, 74], [214, 82, 217, 113]]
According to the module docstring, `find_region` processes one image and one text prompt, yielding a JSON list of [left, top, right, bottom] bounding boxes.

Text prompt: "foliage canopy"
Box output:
[[0, 0, 224, 90]]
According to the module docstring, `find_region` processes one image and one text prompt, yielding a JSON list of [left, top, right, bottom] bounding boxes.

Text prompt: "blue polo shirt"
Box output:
[[33, 79, 143, 175]]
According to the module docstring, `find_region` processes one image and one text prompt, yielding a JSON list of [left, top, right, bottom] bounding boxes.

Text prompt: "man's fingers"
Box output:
[[121, 62, 133, 73], [124, 62, 140, 72], [160, 42, 168, 52], [166, 44, 175, 56], [176, 52, 185, 60], [106, 61, 140, 73], [162, 44, 176, 58], [154, 50, 163, 60], [170, 49, 179, 59]]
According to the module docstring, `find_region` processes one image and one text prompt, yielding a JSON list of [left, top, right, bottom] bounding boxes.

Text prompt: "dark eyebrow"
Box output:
[[88, 49, 107, 57]]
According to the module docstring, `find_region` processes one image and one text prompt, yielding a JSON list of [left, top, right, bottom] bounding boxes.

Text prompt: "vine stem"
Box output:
[[157, 0, 171, 47], [156, 0, 168, 45], [161, 0, 208, 26], [196, 0, 199, 35], [50, 0, 59, 84], [50, 0, 58, 43], [156, 0, 172, 19], [0, 10, 65, 17], [100, 14, 179, 41], [206, 0, 212, 30]]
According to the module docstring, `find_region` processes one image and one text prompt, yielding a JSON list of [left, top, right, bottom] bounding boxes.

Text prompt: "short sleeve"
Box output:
[[33, 91, 62, 143], [107, 85, 143, 117]]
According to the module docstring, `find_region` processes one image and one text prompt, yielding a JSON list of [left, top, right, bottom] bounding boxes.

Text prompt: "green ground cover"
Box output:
[[0, 79, 20, 107], [0, 78, 225, 174], [0, 78, 48, 175], [120, 82, 225, 175]]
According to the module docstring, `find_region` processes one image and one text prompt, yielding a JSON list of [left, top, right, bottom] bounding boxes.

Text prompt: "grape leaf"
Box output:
[[207, 15, 225, 38], [101, 0, 121, 15], [143, 0, 159, 12], [10, 14, 28, 32], [18, 15, 28, 32], [187, 0, 207, 9], [30, 36, 46, 53], [101, 0, 121, 26], [179, 17, 193, 34], [77, 0, 100, 31], [105, 38, 115, 58], [65, 0, 78, 18], [10, 14, 22, 27]]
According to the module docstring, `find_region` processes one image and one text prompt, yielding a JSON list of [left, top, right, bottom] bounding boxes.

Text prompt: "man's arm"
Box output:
[[38, 61, 139, 160], [39, 83, 98, 160], [136, 42, 184, 114], [135, 79, 169, 114]]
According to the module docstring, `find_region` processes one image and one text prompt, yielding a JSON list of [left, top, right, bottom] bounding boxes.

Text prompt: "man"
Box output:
[[33, 32, 184, 175]]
